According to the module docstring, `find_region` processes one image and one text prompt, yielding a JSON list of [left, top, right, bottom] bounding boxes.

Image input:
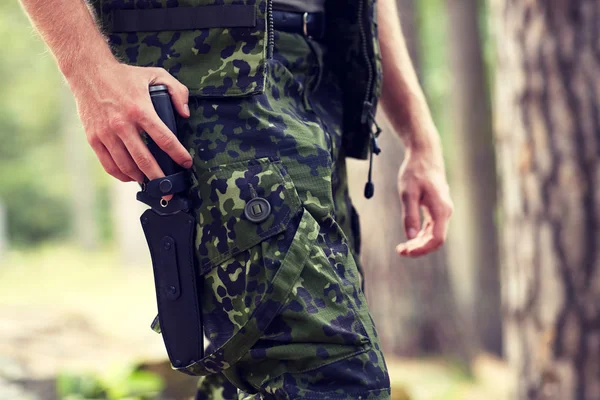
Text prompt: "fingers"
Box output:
[[149, 68, 190, 118], [400, 188, 421, 240], [396, 222, 441, 257], [104, 135, 146, 183], [91, 124, 144, 183], [81, 64, 191, 187], [138, 103, 193, 169], [119, 129, 177, 201], [396, 192, 453, 258], [118, 125, 165, 181], [107, 124, 176, 201], [396, 229, 440, 257], [90, 139, 134, 182], [427, 195, 452, 251]]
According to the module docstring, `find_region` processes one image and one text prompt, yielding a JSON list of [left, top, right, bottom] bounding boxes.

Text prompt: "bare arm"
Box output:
[[378, 0, 454, 257], [19, 0, 115, 79], [19, 0, 192, 184]]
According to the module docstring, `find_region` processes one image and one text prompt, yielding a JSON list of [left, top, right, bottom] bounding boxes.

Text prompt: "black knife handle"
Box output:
[[147, 85, 181, 177]]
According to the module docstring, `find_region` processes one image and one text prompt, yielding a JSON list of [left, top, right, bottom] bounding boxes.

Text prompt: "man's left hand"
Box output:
[[396, 143, 453, 257]]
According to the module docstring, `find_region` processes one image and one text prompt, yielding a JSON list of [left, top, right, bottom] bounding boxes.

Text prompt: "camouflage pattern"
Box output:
[[193, 32, 374, 399], [90, 0, 382, 160], [92, 0, 389, 398], [196, 371, 238, 400], [178, 31, 389, 398]]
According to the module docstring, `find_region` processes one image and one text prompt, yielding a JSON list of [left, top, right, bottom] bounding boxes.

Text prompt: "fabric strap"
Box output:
[[110, 5, 256, 33]]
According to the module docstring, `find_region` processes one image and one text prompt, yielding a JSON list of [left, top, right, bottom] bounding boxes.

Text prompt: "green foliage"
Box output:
[[0, 1, 72, 245], [57, 374, 108, 400], [2, 185, 70, 244], [417, 0, 452, 136], [0, 1, 116, 246], [57, 365, 165, 400]]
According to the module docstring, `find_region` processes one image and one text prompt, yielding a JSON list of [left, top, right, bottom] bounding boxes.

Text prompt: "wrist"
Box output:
[[382, 88, 442, 151], [60, 49, 119, 91], [393, 103, 441, 152], [404, 122, 442, 153], [403, 124, 445, 169]]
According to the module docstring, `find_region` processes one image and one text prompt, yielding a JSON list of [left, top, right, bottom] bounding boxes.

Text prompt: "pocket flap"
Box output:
[[191, 157, 301, 274], [97, 0, 268, 97]]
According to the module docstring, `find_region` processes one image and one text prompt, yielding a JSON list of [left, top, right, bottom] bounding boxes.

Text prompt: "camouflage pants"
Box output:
[[181, 31, 390, 399]]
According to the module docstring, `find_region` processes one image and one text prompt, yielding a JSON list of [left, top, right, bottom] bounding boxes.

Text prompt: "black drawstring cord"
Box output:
[[364, 107, 382, 199]]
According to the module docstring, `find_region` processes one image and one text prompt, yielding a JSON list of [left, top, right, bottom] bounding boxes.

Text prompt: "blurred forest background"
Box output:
[[2, 0, 599, 399]]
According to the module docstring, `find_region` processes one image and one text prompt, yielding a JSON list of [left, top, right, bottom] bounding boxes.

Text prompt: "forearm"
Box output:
[[378, 0, 440, 152], [19, 0, 117, 84]]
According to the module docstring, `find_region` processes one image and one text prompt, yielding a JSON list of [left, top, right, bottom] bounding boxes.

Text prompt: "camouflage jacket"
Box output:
[[91, 0, 382, 160]]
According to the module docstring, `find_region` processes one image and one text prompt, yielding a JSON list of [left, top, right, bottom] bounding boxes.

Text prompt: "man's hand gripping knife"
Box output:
[[17, 0, 203, 374], [137, 85, 204, 372]]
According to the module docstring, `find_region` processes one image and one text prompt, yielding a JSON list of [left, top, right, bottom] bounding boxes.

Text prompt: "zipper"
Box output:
[[358, 0, 375, 125], [357, 0, 381, 198], [267, 0, 275, 59]]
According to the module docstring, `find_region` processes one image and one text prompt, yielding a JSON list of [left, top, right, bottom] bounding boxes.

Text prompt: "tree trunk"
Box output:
[[348, 0, 474, 363], [0, 201, 6, 262], [445, 0, 502, 355], [492, 1, 600, 398], [397, 0, 420, 71]]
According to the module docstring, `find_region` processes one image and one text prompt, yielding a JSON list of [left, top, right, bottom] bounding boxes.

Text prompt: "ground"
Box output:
[[0, 245, 515, 400]]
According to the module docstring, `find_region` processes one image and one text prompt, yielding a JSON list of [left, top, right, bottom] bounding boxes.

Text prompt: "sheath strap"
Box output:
[[144, 171, 190, 198]]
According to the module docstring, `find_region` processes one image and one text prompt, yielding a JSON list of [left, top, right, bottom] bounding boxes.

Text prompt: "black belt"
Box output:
[[110, 7, 325, 40], [272, 11, 325, 40]]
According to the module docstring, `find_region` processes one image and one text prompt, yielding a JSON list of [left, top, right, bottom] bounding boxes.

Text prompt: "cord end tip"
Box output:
[[364, 182, 374, 199]]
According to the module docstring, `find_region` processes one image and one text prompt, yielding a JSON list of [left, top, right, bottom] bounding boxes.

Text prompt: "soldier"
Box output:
[[20, 0, 453, 398]]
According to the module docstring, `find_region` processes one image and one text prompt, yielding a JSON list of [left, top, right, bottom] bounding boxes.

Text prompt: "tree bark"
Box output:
[[492, 1, 600, 398], [445, 0, 502, 355], [397, 0, 420, 71]]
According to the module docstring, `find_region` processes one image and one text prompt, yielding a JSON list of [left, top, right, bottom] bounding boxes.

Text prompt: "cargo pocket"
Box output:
[[176, 156, 307, 376], [97, 0, 269, 97], [180, 209, 317, 377], [177, 157, 372, 383]]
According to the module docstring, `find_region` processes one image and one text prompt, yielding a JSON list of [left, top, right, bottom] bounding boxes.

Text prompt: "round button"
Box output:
[[159, 179, 173, 194], [244, 197, 272, 224]]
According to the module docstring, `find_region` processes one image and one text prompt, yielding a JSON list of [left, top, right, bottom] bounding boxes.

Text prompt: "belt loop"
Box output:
[[303, 12, 310, 38]]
